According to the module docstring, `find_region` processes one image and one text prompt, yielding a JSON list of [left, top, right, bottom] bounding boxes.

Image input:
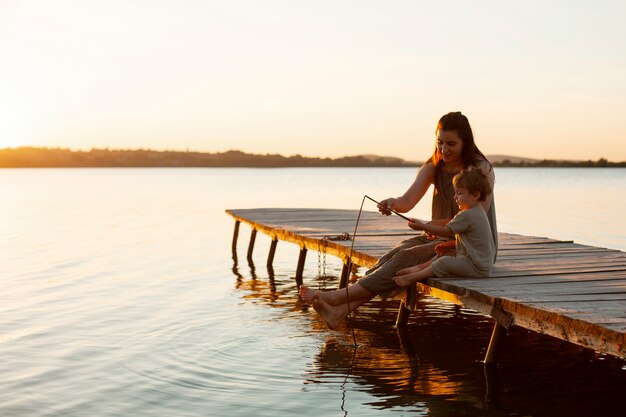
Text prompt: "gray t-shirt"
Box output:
[[446, 204, 496, 273]]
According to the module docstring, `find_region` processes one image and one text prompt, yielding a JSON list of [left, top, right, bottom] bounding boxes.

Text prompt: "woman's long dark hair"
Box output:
[[427, 111, 491, 170]]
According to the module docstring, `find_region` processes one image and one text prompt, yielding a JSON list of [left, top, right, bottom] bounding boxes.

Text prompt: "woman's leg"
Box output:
[[358, 240, 438, 295], [364, 235, 428, 274], [299, 282, 373, 306]]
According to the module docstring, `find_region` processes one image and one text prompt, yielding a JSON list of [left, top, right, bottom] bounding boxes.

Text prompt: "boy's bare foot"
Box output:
[[393, 275, 414, 287], [396, 264, 424, 276], [312, 292, 343, 330], [299, 285, 317, 304]]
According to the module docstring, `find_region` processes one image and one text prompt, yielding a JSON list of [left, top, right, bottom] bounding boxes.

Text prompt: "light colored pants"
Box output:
[[358, 234, 445, 296]]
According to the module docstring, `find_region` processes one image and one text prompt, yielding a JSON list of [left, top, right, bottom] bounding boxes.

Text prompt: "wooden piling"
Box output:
[[295, 247, 307, 287], [395, 300, 410, 328], [267, 236, 278, 268], [231, 220, 240, 254], [339, 262, 350, 289], [247, 228, 257, 261], [484, 323, 507, 365]]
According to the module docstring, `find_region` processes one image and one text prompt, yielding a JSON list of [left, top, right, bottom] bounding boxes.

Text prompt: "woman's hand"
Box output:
[[377, 198, 395, 216]]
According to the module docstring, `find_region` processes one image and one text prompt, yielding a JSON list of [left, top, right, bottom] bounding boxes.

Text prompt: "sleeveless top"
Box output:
[[431, 159, 499, 260]]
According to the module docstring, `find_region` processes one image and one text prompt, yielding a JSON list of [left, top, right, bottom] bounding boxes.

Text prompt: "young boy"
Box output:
[[394, 168, 496, 287]]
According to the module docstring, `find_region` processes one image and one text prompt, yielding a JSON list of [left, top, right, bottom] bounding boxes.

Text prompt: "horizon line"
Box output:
[[1, 146, 623, 164]]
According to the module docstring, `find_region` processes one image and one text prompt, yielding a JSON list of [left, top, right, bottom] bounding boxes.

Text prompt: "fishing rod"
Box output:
[[363, 195, 413, 222]]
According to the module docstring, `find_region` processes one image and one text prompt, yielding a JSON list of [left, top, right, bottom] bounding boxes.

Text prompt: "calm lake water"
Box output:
[[1, 167, 625, 417]]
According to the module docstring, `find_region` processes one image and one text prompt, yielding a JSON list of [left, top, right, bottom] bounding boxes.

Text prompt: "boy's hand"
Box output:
[[435, 240, 456, 256], [422, 219, 450, 239], [408, 219, 424, 231]]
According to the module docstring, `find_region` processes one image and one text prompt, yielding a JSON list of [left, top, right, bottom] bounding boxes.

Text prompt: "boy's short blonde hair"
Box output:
[[452, 168, 492, 201]]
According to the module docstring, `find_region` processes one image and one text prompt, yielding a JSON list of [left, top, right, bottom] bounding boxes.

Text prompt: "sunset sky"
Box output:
[[2, 0, 626, 161]]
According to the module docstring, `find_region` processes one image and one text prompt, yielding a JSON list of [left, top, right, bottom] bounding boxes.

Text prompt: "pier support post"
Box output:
[[231, 221, 241, 254], [267, 237, 278, 268], [484, 299, 512, 365], [395, 299, 410, 327], [247, 229, 257, 262], [395, 286, 418, 327], [484, 323, 507, 365], [338, 262, 350, 289], [295, 247, 308, 286], [406, 286, 418, 310], [483, 363, 502, 407]]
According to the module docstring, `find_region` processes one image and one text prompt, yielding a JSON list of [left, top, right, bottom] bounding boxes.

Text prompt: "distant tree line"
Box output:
[[0, 147, 624, 168], [492, 158, 625, 168], [0, 147, 417, 168]]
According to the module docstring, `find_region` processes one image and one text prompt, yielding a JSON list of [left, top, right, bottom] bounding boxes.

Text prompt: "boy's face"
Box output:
[[454, 186, 480, 210]]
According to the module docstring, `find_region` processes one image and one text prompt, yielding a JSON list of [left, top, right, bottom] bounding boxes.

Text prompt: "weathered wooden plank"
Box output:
[[443, 272, 626, 288], [494, 251, 624, 261], [497, 247, 617, 257], [492, 266, 626, 278], [495, 255, 626, 267]]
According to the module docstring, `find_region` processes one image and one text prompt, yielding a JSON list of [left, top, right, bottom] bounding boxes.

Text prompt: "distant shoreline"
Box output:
[[1, 147, 624, 168]]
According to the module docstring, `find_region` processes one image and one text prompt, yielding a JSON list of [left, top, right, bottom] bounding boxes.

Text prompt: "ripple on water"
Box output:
[[121, 306, 315, 399]]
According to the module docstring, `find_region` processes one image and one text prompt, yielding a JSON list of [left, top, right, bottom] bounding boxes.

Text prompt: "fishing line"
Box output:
[[338, 194, 410, 413], [343, 195, 365, 348], [344, 195, 412, 348]]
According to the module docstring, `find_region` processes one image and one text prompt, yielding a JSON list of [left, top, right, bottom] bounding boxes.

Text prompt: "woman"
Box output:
[[299, 111, 497, 329]]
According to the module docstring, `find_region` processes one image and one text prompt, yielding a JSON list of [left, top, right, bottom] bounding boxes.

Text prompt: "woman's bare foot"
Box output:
[[298, 285, 317, 304], [312, 292, 343, 330]]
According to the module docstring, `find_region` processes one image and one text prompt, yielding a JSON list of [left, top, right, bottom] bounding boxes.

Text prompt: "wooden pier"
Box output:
[[226, 208, 626, 362]]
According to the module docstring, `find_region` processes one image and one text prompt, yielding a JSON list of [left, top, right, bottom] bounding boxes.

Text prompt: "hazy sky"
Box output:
[[2, 0, 626, 161]]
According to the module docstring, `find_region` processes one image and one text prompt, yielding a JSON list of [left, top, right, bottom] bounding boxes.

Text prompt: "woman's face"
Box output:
[[436, 130, 464, 165]]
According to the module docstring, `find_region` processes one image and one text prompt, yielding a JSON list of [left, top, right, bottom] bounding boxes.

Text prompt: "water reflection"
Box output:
[[233, 258, 303, 310], [304, 301, 498, 416], [233, 266, 626, 416]]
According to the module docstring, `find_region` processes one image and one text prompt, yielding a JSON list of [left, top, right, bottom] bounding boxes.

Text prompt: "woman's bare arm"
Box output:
[[378, 163, 436, 214]]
